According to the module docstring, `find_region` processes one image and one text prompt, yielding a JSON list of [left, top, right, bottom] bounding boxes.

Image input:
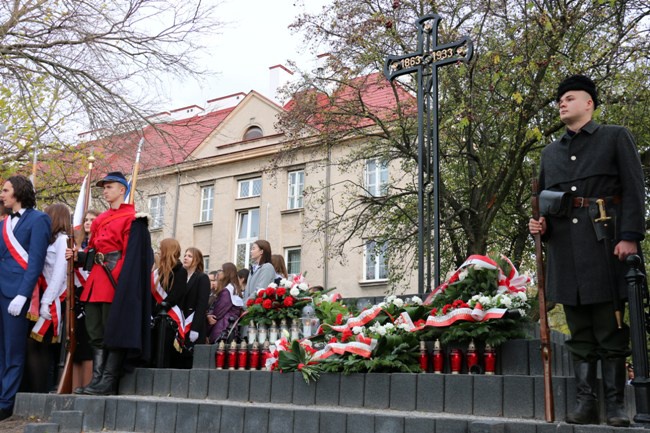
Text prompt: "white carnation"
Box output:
[[392, 298, 404, 308], [352, 326, 364, 335], [269, 283, 278, 289], [289, 287, 300, 297], [397, 323, 411, 331], [384, 323, 395, 331], [502, 296, 512, 308], [386, 295, 397, 303], [298, 283, 309, 291], [458, 269, 469, 281], [479, 296, 491, 305], [319, 294, 330, 303], [410, 296, 423, 305]]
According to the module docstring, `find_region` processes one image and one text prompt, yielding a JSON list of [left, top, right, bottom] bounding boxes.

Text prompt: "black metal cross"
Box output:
[[383, 14, 473, 295]]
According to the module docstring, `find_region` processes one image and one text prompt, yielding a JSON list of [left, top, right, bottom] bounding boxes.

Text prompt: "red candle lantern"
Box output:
[[432, 339, 444, 374], [238, 341, 248, 370], [466, 340, 479, 374], [484, 343, 496, 375], [227, 340, 238, 370], [450, 348, 462, 374], [249, 342, 260, 370], [261, 341, 272, 370], [215, 341, 225, 370], [419, 340, 430, 372]]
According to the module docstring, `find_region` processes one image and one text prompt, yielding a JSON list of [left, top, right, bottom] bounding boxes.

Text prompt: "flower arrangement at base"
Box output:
[[241, 274, 314, 327], [270, 338, 322, 383], [422, 254, 533, 346]]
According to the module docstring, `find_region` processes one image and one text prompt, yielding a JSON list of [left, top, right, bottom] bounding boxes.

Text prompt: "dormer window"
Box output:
[[243, 126, 263, 140]]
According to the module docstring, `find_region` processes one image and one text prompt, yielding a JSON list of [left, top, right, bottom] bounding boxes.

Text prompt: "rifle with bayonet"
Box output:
[[531, 175, 554, 422], [57, 233, 77, 394]]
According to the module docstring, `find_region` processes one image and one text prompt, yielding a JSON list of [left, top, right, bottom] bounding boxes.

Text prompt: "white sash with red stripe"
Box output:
[[2, 217, 28, 270], [30, 291, 66, 342], [151, 270, 194, 351]]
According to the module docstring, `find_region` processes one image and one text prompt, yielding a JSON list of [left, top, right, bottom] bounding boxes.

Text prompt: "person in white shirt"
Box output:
[[24, 203, 70, 393]]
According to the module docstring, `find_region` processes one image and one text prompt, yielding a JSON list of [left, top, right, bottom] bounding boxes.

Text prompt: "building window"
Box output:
[[243, 126, 263, 140], [365, 158, 389, 197], [364, 240, 387, 281], [149, 194, 165, 229], [285, 248, 301, 275], [287, 170, 304, 209], [238, 177, 262, 198], [235, 208, 260, 269], [203, 256, 210, 273], [200, 185, 214, 222]]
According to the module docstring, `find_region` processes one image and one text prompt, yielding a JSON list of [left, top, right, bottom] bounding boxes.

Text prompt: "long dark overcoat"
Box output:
[[539, 121, 645, 306]]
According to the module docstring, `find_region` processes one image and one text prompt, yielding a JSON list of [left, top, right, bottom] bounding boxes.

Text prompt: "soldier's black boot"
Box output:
[[566, 360, 599, 424], [83, 349, 125, 396], [73, 348, 105, 394], [602, 357, 630, 427]]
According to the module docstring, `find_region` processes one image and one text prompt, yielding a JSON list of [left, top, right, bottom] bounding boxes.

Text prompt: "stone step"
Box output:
[[117, 368, 575, 421], [12, 393, 645, 433]]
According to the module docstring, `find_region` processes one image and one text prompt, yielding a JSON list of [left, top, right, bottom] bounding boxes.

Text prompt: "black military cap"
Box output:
[[556, 74, 599, 108]]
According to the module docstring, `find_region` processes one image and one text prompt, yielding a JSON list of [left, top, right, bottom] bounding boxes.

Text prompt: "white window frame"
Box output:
[[234, 208, 260, 269], [287, 170, 305, 209], [364, 240, 388, 281], [365, 158, 389, 197], [238, 177, 262, 198], [200, 185, 214, 223], [148, 194, 165, 230], [203, 255, 210, 273], [285, 247, 301, 276]]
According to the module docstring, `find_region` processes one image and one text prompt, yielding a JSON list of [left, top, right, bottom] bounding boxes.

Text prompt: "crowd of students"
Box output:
[[0, 171, 297, 423]]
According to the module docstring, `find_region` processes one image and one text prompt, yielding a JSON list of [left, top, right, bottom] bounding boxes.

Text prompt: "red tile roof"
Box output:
[[83, 106, 235, 176], [283, 72, 415, 130]]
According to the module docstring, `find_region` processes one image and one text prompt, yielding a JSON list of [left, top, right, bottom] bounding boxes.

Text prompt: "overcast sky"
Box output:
[[163, 0, 330, 109]]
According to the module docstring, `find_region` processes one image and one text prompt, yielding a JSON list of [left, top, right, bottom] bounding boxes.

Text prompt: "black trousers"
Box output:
[[564, 301, 630, 362]]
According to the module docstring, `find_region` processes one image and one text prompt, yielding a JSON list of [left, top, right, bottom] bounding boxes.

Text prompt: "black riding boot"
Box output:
[[73, 348, 105, 394], [83, 349, 125, 396], [602, 357, 630, 427], [566, 360, 599, 424]]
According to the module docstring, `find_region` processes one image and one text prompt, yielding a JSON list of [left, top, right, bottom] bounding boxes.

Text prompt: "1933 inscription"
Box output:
[[390, 45, 469, 71]]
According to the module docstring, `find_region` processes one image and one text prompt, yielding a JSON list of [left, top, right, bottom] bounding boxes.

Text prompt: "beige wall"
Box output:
[[135, 94, 417, 298]]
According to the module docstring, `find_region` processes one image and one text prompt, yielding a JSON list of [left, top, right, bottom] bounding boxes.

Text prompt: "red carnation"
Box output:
[[341, 328, 353, 342], [262, 299, 273, 309], [329, 337, 338, 344], [442, 304, 451, 315], [335, 313, 343, 325], [246, 298, 254, 307], [283, 297, 295, 307], [265, 287, 275, 297], [276, 287, 287, 297], [254, 298, 263, 305]]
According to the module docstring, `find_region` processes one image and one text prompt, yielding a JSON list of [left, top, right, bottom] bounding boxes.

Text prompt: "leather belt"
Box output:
[[94, 251, 121, 269], [572, 196, 621, 208]]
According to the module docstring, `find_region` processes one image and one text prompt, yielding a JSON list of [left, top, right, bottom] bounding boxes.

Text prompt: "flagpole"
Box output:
[[129, 138, 144, 205]]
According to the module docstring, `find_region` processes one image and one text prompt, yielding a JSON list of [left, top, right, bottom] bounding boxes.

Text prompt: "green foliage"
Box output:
[[278, 340, 322, 383], [277, 0, 650, 285]]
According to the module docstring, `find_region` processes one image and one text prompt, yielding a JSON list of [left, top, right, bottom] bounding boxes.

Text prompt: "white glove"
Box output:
[[8, 295, 27, 317], [40, 303, 52, 320], [189, 331, 198, 343]]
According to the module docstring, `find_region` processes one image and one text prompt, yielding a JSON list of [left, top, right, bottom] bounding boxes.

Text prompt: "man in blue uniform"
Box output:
[[0, 175, 50, 421]]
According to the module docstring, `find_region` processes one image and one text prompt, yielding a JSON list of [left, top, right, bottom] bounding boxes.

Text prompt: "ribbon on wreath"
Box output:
[[426, 254, 529, 303], [311, 334, 377, 361]]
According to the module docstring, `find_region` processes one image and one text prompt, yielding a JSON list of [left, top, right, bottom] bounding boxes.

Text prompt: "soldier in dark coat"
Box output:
[[530, 75, 645, 428]]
